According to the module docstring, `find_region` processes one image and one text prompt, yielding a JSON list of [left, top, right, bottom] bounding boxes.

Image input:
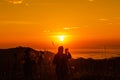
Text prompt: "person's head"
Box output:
[[58, 46, 64, 54], [65, 48, 69, 53]]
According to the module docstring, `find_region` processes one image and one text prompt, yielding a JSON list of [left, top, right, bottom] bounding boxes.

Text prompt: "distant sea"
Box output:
[[42, 48, 120, 59]]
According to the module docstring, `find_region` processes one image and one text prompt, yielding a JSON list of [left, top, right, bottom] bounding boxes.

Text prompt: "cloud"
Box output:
[[98, 18, 108, 21], [63, 27, 80, 30], [88, 0, 94, 2], [63, 28, 70, 30], [6, 0, 24, 4]]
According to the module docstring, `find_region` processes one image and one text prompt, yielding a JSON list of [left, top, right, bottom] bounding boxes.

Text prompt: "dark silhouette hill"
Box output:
[[71, 57, 120, 80], [0, 46, 55, 80], [0, 46, 120, 80]]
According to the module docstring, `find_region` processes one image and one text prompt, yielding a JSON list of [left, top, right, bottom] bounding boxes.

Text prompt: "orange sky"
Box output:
[[0, 0, 120, 49]]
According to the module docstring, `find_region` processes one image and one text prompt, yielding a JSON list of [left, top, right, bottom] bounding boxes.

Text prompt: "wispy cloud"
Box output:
[[98, 18, 108, 21], [63, 28, 70, 30], [6, 0, 24, 4], [63, 27, 80, 30], [88, 0, 94, 2]]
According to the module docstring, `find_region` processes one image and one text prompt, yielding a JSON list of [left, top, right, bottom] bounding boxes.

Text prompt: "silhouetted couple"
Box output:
[[53, 46, 72, 80]]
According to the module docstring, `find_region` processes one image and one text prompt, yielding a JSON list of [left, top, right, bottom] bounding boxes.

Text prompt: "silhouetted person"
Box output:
[[23, 49, 33, 80], [65, 48, 72, 59], [53, 46, 70, 80], [65, 48, 72, 79]]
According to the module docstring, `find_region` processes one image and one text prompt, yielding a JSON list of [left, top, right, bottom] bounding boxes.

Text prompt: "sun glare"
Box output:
[[58, 35, 65, 42]]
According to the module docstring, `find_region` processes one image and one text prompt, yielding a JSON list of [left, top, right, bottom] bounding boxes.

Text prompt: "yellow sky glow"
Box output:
[[0, 0, 120, 49]]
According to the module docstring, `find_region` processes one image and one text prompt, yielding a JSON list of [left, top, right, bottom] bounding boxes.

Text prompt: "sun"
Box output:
[[51, 34, 67, 45], [58, 35, 65, 42]]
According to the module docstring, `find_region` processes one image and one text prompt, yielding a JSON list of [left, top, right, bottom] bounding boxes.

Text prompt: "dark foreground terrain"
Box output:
[[0, 46, 120, 80]]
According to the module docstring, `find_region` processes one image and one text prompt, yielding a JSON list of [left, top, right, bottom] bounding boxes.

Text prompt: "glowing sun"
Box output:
[[58, 35, 65, 42]]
